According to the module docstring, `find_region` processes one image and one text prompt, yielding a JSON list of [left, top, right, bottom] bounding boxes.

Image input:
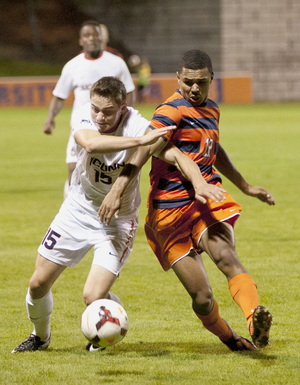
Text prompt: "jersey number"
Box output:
[[95, 170, 112, 185], [41, 228, 61, 250], [203, 138, 214, 158]]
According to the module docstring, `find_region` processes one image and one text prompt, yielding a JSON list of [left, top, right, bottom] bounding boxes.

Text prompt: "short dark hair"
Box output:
[[177, 50, 213, 74], [80, 20, 99, 30], [90, 77, 127, 107]]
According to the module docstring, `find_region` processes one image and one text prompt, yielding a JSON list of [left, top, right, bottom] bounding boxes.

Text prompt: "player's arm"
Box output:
[[98, 128, 171, 224], [157, 144, 226, 204], [126, 90, 136, 107], [74, 125, 175, 154], [43, 96, 65, 135], [214, 144, 275, 205]]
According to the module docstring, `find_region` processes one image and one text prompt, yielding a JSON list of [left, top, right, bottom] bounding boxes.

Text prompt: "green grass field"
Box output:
[[0, 103, 300, 384]]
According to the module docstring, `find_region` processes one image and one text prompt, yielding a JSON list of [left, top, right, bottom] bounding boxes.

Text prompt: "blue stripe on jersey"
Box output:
[[177, 140, 200, 153], [153, 197, 192, 209], [200, 164, 213, 174], [165, 97, 190, 109], [168, 91, 219, 109], [207, 173, 222, 183], [150, 114, 177, 128], [167, 163, 221, 179], [157, 178, 193, 192], [215, 142, 219, 155], [205, 98, 219, 108], [178, 117, 218, 131]]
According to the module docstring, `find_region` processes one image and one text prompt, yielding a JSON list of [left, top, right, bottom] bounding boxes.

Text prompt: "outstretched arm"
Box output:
[[99, 138, 227, 224], [98, 128, 171, 224], [75, 125, 175, 154], [214, 145, 275, 205], [158, 143, 226, 204], [43, 96, 65, 135]]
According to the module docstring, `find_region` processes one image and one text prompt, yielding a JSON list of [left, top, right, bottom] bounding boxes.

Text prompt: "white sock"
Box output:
[[26, 288, 53, 341], [108, 292, 122, 305]]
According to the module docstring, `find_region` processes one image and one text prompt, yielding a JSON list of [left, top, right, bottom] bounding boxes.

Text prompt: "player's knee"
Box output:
[[215, 250, 248, 280], [213, 247, 240, 271], [29, 275, 50, 298], [192, 288, 214, 315], [83, 289, 107, 306]]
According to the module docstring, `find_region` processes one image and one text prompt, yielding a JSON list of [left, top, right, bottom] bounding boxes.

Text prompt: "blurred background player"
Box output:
[[43, 20, 135, 199], [12, 77, 174, 353], [98, 50, 274, 351], [137, 57, 151, 103], [99, 23, 123, 58]]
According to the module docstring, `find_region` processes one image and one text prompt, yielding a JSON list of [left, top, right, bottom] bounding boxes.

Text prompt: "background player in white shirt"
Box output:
[[12, 77, 175, 353], [43, 20, 136, 198]]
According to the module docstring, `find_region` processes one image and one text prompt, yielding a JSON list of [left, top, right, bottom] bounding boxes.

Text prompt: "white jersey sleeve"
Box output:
[[53, 52, 135, 117], [115, 57, 135, 94], [70, 104, 149, 217], [52, 57, 79, 101]]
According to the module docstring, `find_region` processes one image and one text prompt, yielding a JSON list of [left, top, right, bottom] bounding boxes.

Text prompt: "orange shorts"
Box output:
[[145, 188, 242, 271]]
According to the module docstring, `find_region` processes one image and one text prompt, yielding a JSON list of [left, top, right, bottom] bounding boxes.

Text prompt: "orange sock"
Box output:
[[228, 273, 259, 327], [195, 299, 232, 341]]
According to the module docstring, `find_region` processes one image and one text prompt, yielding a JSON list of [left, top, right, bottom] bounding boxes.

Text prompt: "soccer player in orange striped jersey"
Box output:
[[98, 50, 275, 351]]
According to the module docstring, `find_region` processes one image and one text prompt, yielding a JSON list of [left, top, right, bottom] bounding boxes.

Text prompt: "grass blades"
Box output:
[[1, 103, 300, 384]]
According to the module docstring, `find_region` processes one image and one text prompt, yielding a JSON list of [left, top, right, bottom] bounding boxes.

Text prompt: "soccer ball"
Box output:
[[81, 299, 129, 348]]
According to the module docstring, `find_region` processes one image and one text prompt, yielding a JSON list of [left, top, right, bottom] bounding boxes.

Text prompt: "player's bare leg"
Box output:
[[199, 221, 248, 280], [29, 253, 66, 299], [83, 265, 119, 352], [200, 221, 271, 348], [172, 251, 213, 315], [83, 265, 118, 306], [172, 252, 255, 351]]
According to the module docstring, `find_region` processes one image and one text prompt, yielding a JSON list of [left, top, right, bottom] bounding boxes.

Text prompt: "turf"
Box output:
[[1, 103, 300, 384], [0, 58, 62, 77]]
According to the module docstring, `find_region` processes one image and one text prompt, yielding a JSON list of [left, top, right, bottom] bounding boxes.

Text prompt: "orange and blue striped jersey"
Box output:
[[148, 90, 222, 209]]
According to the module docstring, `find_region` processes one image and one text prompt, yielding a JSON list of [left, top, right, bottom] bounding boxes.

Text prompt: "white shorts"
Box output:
[[38, 198, 138, 276], [66, 133, 77, 164]]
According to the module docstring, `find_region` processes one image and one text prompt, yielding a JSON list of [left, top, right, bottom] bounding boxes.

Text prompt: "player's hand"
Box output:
[[139, 125, 176, 146], [244, 185, 275, 205], [194, 183, 227, 204], [98, 191, 122, 225], [43, 120, 55, 135]]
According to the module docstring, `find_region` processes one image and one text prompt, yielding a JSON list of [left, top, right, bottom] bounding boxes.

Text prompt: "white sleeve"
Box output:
[[125, 109, 150, 137], [71, 104, 96, 137], [53, 61, 75, 100], [118, 60, 135, 93]]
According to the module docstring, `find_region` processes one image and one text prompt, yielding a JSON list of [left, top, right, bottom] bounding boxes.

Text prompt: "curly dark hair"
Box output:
[[178, 50, 213, 74]]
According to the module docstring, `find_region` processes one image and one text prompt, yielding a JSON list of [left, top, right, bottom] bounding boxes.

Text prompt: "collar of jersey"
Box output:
[[84, 51, 103, 60]]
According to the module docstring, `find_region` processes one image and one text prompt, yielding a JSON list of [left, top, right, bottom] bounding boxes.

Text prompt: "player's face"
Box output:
[[177, 67, 214, 107], [79, 25, 102, 57], [90, 95, 127, 133]]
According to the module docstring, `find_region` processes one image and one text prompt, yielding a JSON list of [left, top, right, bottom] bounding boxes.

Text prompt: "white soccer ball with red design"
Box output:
[[81, 299, 129, 348]]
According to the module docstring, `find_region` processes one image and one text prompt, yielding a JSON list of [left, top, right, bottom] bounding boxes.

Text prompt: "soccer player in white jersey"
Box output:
[[12, 77, 175, 353], [43, 20, 136, 198]]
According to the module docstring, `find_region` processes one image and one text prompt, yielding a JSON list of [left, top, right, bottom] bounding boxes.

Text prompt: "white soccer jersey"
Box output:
[[53, 51, 135, 120], [70, 103, 149, 217]]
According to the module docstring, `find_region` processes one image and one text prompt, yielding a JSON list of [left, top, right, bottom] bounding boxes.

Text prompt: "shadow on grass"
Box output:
[[50, 340, 278, 363]]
